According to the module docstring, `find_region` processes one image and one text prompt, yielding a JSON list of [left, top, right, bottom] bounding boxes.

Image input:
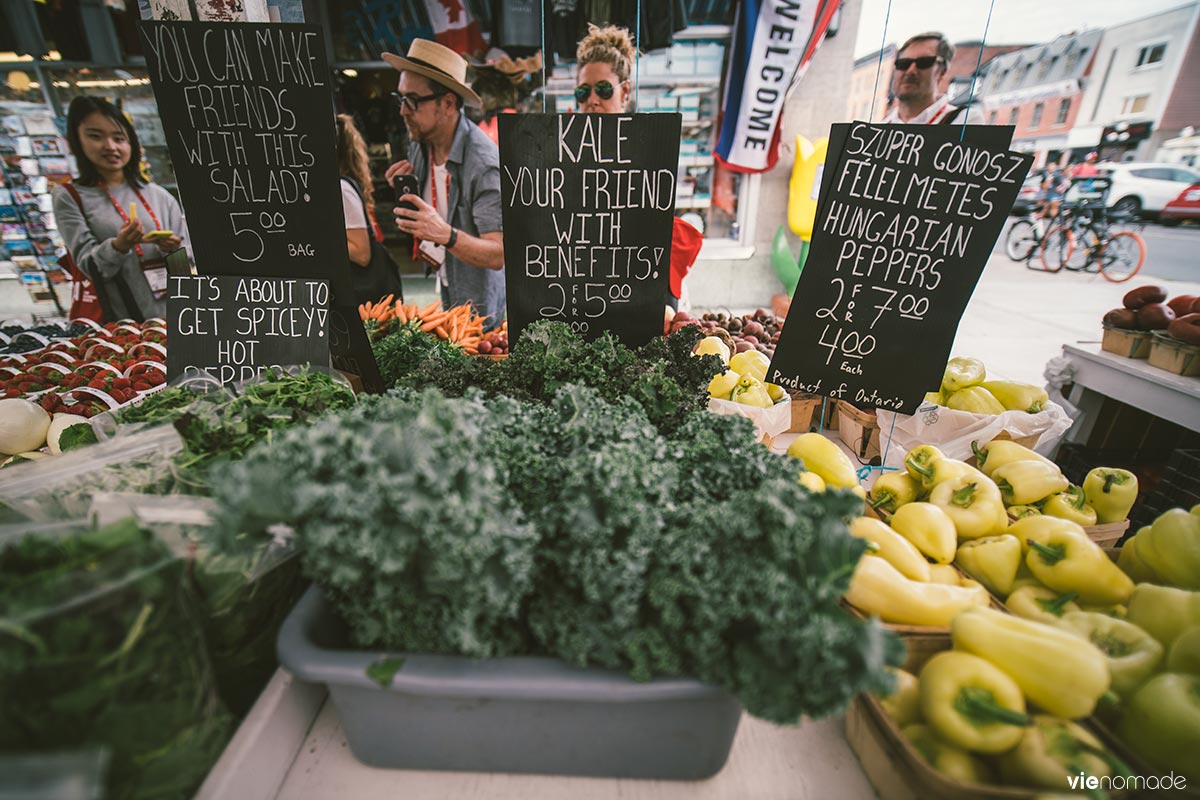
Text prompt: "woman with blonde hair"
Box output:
[[575, 24, 702, 310], [336, 113, 402, 303], [574, 24, 636, 114]]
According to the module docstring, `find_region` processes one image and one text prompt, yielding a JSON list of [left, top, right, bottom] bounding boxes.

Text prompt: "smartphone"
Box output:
[[143, 230, 174, 242], [393, 174, 420, 211]]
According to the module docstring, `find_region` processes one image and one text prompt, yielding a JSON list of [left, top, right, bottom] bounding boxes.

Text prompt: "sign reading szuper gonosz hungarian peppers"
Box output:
[[769, 123, 1033, 414]]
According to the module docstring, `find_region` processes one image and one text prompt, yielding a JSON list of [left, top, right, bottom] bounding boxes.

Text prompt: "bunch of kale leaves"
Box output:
[[376, 320, 723, 435], [211, 386, 901, 724]]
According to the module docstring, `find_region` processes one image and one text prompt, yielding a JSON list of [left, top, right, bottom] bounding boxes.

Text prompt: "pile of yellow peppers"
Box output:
[[698, 337, 788, 409], [876, 608, 1129, 791], [926, 356, 1049, 415]]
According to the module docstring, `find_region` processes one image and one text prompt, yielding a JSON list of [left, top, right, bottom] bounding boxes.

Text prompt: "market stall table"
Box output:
[[1060, 343, 1200, 442], [198, 670, 877, 800]]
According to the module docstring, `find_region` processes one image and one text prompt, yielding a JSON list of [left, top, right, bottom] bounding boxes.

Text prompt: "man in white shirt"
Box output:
[[881, 32, 986, 126]]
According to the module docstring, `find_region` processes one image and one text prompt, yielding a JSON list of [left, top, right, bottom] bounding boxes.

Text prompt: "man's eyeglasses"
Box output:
[[575, 80, 615, 103], [894, 56, 944, 71], [392, 91, 446, 112]]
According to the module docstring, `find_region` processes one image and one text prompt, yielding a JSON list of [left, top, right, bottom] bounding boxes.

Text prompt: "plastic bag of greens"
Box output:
[[0, 518, 233, 800], [89, 493, 307, 717]]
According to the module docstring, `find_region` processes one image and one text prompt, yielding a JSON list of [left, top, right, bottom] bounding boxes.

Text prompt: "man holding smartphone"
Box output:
[[383, 39, 506, 329]]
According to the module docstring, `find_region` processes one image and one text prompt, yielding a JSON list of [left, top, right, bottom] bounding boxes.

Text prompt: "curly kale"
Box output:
[[209, 390, 539, 657], [208, 385, 901, 724], [371, 323, 480, 393]]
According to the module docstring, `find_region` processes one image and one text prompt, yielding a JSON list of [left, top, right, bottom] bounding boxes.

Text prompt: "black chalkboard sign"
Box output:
[[167, 275, 330, 386], [768, 122, 1032, 415], [498, 113, 682, 348], [140, 21, 382, 392]]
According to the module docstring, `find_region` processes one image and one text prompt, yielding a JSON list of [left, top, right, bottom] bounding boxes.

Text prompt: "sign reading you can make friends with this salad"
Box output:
[[769, 122, 1031, 415]]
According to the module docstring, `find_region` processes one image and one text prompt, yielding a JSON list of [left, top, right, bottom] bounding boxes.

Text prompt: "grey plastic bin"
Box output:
[[277, 587, 743, 779]]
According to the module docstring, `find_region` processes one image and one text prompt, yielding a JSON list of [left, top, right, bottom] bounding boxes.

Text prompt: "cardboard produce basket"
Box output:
[[787, 391, 822, 434], [845, 636, 1130, 800], [1101, 326, 1153, 360], [838, 400, 881, 462], [1147, 333, 1200, 376], [277, 588, 742, 780]]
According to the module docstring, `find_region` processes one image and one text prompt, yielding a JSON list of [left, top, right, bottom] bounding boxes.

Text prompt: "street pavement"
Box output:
[[2, 221, 1196, 391]]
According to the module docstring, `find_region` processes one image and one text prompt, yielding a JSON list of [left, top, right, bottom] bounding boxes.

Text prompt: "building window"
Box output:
[[1136, 43, 1167, 68], [1009, 108, 1019, 126], [1120, 94, 1150, 115], [1056, 98, 1071, 125], [1038, 56, 1057, 80], [989, 110, 998, 124], [1031, 103, 1044, 128]]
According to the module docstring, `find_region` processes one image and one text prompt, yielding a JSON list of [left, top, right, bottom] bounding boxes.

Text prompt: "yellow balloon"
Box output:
[[788, 136, 829, 241]]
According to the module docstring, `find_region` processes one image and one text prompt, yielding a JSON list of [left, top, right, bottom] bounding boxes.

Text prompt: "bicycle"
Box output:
[[1005, 206, 1079, 264], [1039, 208, 1146, 283]]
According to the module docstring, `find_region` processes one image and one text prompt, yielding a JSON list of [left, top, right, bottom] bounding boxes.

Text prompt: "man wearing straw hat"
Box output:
[[881, 32, 985, 126], [384, 39, 506, 329]]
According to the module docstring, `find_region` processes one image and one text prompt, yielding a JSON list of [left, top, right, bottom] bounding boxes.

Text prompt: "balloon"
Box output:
[[788, 135, 829, 240], [771, 225, 800, 297]]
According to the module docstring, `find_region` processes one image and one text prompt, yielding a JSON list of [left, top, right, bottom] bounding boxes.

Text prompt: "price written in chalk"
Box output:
[[768, 121, 1033, 413], [500, 113, 681, 348]]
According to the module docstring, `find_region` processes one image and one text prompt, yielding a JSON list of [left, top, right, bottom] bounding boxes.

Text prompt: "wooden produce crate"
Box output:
[[1101, 326, 1153, 360], [786, 391, 822, 434], [1147, 334, 1200, 377], [1083, 519, 1129, 548], [837, 400, 880, 462]]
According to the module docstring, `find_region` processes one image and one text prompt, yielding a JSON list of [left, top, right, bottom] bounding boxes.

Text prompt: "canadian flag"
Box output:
[[423, 0, 485, 55]]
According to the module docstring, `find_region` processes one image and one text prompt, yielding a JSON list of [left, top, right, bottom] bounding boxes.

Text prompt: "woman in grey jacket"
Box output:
[[53, 96, 189, 321]]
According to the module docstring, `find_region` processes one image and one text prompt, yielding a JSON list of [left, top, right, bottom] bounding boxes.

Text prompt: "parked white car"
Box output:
[[1099, 162, 1200, 218]]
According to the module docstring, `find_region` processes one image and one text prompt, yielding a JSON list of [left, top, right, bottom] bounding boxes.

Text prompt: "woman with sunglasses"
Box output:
[[576, 25, 703, 310]]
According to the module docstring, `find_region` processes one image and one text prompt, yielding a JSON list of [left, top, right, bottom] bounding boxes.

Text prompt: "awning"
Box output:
[[1066, 126, 1103, 149]]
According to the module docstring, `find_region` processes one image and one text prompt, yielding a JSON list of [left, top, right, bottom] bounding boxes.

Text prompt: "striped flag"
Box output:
[[715, 0, 840, 173]]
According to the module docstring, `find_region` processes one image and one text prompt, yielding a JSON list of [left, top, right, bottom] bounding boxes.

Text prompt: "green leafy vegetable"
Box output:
[[210, 386, 901, 724], [58, 422, 99, 452]]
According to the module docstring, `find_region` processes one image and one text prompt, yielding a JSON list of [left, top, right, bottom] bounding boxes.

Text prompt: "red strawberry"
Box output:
[[113, 378, 131, 390], [40, 394, 60, 412], [133, 380, 151, 392], [5, 388, 20, 398], [147, 371, 165, 386]]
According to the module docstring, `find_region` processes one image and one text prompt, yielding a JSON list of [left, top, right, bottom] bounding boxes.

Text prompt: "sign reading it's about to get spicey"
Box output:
[[768, 122, 1032, 415], [498, 113, 682, 348], [167, 275, 330, 386], [139, 22, 383, 392]]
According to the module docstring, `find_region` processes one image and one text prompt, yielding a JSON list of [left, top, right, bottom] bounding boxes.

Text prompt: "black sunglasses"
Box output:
[[392, 91, 446, 111], [575, 81, 615, 103], [894, 55, 944, 71]]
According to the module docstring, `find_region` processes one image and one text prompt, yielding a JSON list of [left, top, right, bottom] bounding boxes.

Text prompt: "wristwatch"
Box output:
[[446, 227, 458, 249]]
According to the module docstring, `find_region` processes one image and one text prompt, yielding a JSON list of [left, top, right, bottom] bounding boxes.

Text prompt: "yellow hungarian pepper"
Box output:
[[1082, 468, 1138, 524], [992, 460, 1069, 506], [729, 374, 773, 407], [1010, 516, 1134, 605], [1134, 508, 1200, 590], [878, 668, 921, 727], [980, 380, 1049, 414], [1007, 505, 1042, 520], [951, 607, 1111, 718], [928, 475, 1007, 540], [971, 439, 1055, 478], [786, 433, 858, 489], [890, 502, 958, 564], [707, 369, 739, 399], [728, 350, 769, 383], [868, 470, 921, 515], [904, 445, 946, 483], [1057, 610, 1164, 697], [1005, 583, 1081, 624], [928, 564, 963, 585], [955, 534, 1022, 597], [918, 651, 1030, 753], [910, 457, 986, 494], [941, 357, 987, 393], [903, 724, 996, 783], [1117, 528, 1159, 583], [849, 517, 931, 582], [797, 471, 827, 493], [1125, 583, 1200, 648], [1042, 484, 1098, 527], [997, 716, 1116, 790], [846, 555, 989, 627], [946, 386, 1006, 415]]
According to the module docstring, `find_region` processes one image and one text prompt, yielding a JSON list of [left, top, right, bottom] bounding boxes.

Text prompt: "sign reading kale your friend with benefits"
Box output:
[[140, 22, 384, 392], [499, 113, 682, 348], [167, 275, 330, 386], [769, 122, 1032, 415]]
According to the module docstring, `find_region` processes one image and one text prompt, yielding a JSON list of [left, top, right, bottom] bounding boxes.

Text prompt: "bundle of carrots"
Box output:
[[358, 295, 489, 355]]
